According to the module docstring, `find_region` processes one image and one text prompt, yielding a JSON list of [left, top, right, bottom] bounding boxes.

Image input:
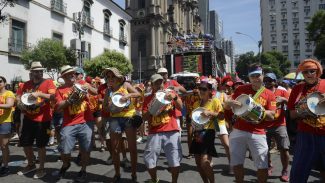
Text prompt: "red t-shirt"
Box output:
[[163, 79, 182, 117], [143, 92, 179, 134], [98, 83, 110, 118], [55, 85, 87, 127], [17, 79, 56, 122], [287, 79, 325, 135], [232, 84, 277, 134], [267, 88, 289, 128]]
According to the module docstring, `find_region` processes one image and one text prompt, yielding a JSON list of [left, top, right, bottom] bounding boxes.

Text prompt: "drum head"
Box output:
[[307, 92, 325, 115], [232, 94, 250, 116], [112, 93, 130, 108], [21, 93, 37, 106], [74, 83, 87, 92], [156, 91, 171, 105], [191, 107, 210, 124]]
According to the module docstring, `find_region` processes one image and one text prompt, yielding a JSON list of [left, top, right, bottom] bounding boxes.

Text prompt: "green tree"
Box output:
[[306, 10, 325, 60], [84, 50, 133, 77], [21, 38, 77, 79], [236, 51, 290, 80], [0, 0, 15, 23]]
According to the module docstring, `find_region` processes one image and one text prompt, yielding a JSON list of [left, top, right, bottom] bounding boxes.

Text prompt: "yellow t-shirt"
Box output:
[[0, 90, 15, 124], [110, 87, 136, 118], [192, 98, 225, 130]]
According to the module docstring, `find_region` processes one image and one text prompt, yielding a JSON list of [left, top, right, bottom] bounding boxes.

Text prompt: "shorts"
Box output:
[[108, 117, 134, 134], [190, 129, 218, 157], [93, 110, 101, 118], [13, 109, 21, 124], [217, 124, 228, 135], [266, 125, 290, 150], [290, 132, 325, 183], [86, 121, 95, 131], [144, 131, 182, 169], [229, 129, 268, 169], [59, 122, 92, 154], [52, 112, 63, 130], [0, 122, 11, 135], [19, 118, 50, 148]]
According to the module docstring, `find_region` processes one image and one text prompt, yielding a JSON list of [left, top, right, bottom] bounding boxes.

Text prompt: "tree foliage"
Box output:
[[21, 38, 77, 79], [83, 50, 133, 77], [236, 51, 291, 81], [306, 10, 325, 60]]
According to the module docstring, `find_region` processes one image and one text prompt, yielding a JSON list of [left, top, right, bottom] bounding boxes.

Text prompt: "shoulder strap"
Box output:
[[252, 86, 265, 101]]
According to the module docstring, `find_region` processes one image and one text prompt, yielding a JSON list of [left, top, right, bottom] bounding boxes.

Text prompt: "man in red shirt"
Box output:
[[53, 65, 92, 182], [224, 64, 276, 183], [263, 72, 290, 182], [16, 62, 56, 179], [288, 59, 325, 182], [142, 74, 183, 183]]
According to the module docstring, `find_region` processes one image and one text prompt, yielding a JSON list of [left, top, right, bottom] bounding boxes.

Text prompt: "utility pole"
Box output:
[[73, 9, 85, 67]]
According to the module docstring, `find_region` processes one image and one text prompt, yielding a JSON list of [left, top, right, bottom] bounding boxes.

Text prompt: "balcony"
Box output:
[[8, 38, 31, 55], [305, 49, 312, 52], [282, 40, 288, 43], [271, 40, 277, 44], [51, 0, 67, 15], [103, 25, 112, 37], [294, 50, 300, 54], [82, 15, 94, 28], [119, 34, 127, 45]]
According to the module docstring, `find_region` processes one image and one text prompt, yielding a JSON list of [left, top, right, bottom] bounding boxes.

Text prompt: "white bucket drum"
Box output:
[[21, 93, 37, 106], [306, 92, 325, 116], [148, 91, 171, 116], [110, 93, 130, 113], [191, 107, 210, 130], [232, 94, 265, 124]]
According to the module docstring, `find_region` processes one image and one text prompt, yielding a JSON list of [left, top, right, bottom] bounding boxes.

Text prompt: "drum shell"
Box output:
[[109, 93, 130, 113], [148, 91, 171, 116], [233, 94, 265, 124], [191, 107, 210, 130]]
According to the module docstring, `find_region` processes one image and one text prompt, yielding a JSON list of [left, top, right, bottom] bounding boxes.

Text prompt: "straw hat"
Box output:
[[60, 65, 75, 77], [30, 62, 45, 71], [102, 67, 124, 79]]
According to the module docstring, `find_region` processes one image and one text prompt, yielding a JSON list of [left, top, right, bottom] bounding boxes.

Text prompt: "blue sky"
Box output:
[[113, 0, 260, 55]]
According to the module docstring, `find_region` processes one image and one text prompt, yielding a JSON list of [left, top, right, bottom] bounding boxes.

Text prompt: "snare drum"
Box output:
[[232, 94, 265, 124], [191, 107, 210, 130], [148, 91, 171, 116], [21, 93, 38, 110], [109, 93, 130, 113]]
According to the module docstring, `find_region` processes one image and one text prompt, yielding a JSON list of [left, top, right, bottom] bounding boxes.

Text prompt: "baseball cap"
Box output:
[[248, 65, 263, 76], [74, 67, 84, 74], [150, 74, 163, 83], [157, 68, 168, 74], [265, 73, 277, 80]]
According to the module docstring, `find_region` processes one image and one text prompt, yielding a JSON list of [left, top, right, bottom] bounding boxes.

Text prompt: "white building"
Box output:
[[221, 39, 235, 73], [0, 0, 131, 82], [260, 0, 325, 70]]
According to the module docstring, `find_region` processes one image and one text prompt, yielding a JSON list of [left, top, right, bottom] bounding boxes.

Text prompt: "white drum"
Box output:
[[109, 93, 130, 113], [148, 91, 171, 116], [191, 107, 210, 130], [306, 92, 325, 116], [21, 93, 38, 110], [232, 94, 265, 124]]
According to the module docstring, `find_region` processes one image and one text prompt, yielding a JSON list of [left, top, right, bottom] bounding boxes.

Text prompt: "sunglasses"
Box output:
[[0, 80, 3, 83], [198, 87, 208, 91], [302, 70, 317, 75]]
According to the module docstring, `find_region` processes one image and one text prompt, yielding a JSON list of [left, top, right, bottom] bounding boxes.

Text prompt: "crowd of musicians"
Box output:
[[0, 58, 324, 183]]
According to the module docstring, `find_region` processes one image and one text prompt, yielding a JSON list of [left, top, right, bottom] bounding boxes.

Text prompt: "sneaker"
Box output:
[[268, 166, 273, 176], [17, 164, 37, 175], [113, 174, 121, 183], [0, 166, 10, 176], [48, 137, 55, 146], [136, 137, 143, 143], [106, 156, 113, 165], [75, 170, 87, 182], [121, 158, 131, 169], [100, 144, 105, 152], [33, 169, 46, 179], [280, 170, 289, 182], [52, 163, 71, 179], [11, 133, 19, 140]]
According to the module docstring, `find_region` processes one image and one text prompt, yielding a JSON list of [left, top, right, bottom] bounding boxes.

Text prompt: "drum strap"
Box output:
[[252, 86, 265, 102]]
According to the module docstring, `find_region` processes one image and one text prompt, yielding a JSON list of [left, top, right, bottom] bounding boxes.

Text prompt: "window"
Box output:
[[82, 0, 93, 27], [304, 6, 311, 16], [83, 1, 91, 18], [52, 32, 63, 41], [293, 12, 298, 18], [282, 33, 287, 41], [138, 0, 145, 9], [103, 9, 112, 35], [320, 4, 325, 10], [282, 45, 288, 52], [119, 19, 127, 44], [138, 34, 146, 56], [11, 19, 26, 53]]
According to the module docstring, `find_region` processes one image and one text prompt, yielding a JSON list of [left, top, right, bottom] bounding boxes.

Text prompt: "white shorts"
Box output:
[[229, 129, 268, 169], [217, 124, 228, 135]]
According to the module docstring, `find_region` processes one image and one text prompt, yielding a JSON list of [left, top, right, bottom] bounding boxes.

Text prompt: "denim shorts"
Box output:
[[59, 122, 92, 154], [108, 117, 134, 134], [0, 123, 11, 135]]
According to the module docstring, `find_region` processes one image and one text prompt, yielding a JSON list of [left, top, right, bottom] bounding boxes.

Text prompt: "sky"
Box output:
[[113, 0, 261, 55]]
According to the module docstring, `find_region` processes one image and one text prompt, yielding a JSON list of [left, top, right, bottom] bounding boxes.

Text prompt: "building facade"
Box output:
[[126, 0, 202, 80], [0, 0, 131, 82], [198, 0, 209, 34], [260, 0, 325, 70], [221, 39, 235, 73], [209, 10, 223, 49]]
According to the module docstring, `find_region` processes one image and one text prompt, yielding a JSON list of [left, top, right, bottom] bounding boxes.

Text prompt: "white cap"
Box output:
[[157, 67, 168, 74]]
